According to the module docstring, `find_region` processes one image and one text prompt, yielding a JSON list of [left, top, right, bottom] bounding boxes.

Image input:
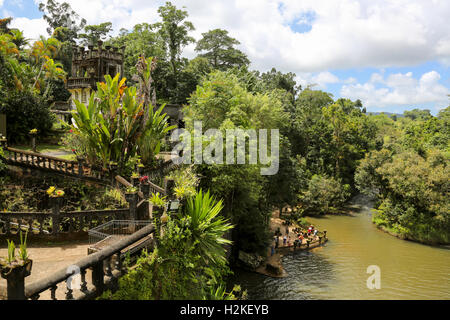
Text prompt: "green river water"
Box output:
[[231, 195, 450, 300]]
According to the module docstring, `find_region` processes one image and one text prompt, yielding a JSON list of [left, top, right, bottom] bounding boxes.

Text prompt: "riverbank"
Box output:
[[374, 221, 450, 248], [253, 210, 327, 278]]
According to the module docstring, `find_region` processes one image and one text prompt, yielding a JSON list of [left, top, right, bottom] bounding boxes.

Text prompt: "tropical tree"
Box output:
[[71, 68, 175, 171], [71, 74, 143, 168], [79, 22, 113, 46], [38, 0, 86, 40], [195, 28, 249, 70], [156, 1, 195, 77], [137, 105, 176, 167], [29, 36, 62, 91]]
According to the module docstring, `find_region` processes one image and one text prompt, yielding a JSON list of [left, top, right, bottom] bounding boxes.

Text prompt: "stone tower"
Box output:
[[67, 40, 125, 109]]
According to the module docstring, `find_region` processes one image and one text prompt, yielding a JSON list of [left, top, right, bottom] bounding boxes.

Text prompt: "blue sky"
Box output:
[[2, 0, 449, 115]]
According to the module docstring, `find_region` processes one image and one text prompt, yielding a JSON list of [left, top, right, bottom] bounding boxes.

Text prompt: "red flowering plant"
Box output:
[[139, 175, 150, 185]]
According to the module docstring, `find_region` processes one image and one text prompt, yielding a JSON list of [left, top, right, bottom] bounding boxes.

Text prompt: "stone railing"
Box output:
[[4, 147, 110, 182], [0, 185, 140, 238], [66, 77, 100, 89], [0, 208, 131, 238], [1, 224, 155, 300]]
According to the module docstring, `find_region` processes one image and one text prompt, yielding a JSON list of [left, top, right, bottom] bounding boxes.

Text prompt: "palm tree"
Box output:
[[42, 58, 66, 97], [30, 36, 61, 90], [184, 190, 233, 266], [10, 29, 29, 50]]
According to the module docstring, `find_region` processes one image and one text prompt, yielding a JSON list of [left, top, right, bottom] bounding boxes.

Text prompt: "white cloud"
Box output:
[[11, 0, 449, 111], [341, 71, 449, 111], [10, 17, 48, 42], [295, 72, 340, 90], [20, 0, 449, 73], [0, 0, 4, 8]]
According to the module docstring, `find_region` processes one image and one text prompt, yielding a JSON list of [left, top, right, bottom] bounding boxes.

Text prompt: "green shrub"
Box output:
[[298, 174, 351, 215], [2, 91, 54, 144]]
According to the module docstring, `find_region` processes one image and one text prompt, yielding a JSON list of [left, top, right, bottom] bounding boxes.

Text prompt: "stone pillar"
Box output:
[[141, 183, 150, 199], [1, 260, 32, 300], [164, 178, 176, 200], [51, 197, 62, 235], [125, 193, 138, 221], [77, 157, 84, 176], [0, 113, 7, 138], [0, 135, 7, 149], [131, 176, 139, 187], [91, 262, 104, 294], [31, 135, 36, 153]]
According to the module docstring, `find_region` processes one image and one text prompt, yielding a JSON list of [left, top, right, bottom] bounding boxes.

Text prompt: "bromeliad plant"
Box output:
[[125, 186, 138, 194], [1, 232, 28, 265], [46, 186, 64, 198], [149, 192, 167, 208], [1, 232, 31, 277]]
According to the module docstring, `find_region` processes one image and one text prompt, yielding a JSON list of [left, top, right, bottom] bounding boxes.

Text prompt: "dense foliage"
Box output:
[[356, 108, 449, 244], [0, 20, 65, 143], [0, 174, 126, 212], [101, 190, 239, 300], [70, 68, 175, 172]]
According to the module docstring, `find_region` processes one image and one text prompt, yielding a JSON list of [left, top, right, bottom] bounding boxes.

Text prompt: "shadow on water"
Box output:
[[230, 250, 336, 300]]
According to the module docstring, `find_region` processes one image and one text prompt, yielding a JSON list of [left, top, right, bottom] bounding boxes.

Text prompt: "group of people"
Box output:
[[271, 225, 320, 255]]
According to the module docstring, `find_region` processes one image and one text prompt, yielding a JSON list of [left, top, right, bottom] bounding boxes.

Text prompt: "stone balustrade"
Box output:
[[0, 224, 155, 300]]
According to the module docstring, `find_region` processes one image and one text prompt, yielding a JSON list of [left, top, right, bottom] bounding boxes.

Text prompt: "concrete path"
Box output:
[[0, 241, 90, 299]]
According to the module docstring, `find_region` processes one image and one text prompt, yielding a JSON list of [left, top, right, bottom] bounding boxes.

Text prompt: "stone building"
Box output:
[[66, 40, 183, 126], [67, 40, 125, 109]]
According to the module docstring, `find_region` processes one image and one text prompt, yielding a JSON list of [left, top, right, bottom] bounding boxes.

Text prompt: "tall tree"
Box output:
[[156, 2, 195, 80], [38, 0, 86, 41], [79, 22, 113, 46], [108, 23, 165, 84], [195, 28, 249, 71]]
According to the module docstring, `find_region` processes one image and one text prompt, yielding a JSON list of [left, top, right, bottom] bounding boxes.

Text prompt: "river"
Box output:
[[231, 195, 450, 300]]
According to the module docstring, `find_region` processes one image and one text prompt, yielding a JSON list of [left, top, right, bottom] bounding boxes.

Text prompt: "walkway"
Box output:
[[0, 241, 90, 299]]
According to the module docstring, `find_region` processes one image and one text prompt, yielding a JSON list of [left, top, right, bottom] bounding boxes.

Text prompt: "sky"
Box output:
[[2, 0, 450, 114]]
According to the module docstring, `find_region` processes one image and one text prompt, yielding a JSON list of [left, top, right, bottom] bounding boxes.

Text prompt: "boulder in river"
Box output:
[[238, 251, 264, 269], [265, 262, 283, 276]]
